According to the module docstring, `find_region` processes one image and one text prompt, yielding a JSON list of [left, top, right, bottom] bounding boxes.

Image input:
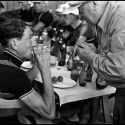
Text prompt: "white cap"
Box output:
[[68, 1, 87, 7], [33, 1, 48, 4], [55, 4, 67, 13], [28, 1, 33, 7], [62, 5, 79, 15]]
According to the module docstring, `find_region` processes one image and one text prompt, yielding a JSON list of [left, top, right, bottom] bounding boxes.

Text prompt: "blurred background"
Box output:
[[1, 1, 67, 13]]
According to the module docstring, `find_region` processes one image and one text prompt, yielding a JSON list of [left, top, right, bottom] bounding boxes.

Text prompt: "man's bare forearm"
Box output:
[[33, 22, 45, 32], [39, 67, 55, 117]]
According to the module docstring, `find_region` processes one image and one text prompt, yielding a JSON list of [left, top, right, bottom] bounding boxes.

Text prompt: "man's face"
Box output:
[[34, 2, 46, 13], [64, 14, 74, 26], [78, 2, 98, 25], [16, 26, 34, 61], [55, 12, 65, 24], [18, 1, 29, 10]]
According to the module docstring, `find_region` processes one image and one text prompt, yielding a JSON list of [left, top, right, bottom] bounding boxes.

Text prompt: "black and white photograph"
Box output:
[[0, 1, 125, 124]]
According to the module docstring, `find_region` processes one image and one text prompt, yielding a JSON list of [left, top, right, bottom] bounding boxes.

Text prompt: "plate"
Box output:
[[53, 78, 77, 89], [21, 61, 33, 69], [51, 67, 70, 78]]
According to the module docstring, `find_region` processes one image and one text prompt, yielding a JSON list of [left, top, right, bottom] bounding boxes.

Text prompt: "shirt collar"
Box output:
[[98, 1, 110, 33], [4, 49, 23, 67]]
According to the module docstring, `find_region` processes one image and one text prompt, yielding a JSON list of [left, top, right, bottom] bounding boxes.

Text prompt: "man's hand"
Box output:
[[77, 42, 97, 62], [62, 30, 70, 39], [33, 46, 50, 71], [87, 43, 97, 53], [73, 36, 87, 57]]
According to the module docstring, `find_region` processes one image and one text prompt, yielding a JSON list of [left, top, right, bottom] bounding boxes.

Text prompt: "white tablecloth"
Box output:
[[35, 65, 116, 106], [54, 83, 116, 106]]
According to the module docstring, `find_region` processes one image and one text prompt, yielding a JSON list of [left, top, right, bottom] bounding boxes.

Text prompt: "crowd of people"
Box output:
[[0, 1, 125, 124]]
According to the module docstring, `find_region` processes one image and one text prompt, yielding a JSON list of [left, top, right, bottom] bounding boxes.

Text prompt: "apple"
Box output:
[[58, 76, 64, 82], [51, 76, 58, 84]]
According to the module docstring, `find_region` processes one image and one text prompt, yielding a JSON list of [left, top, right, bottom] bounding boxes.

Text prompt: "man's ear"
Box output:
[[9, 39, 18, 51]]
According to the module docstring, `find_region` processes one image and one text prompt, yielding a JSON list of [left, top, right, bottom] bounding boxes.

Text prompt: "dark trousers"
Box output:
[[113, 89, 125, 124]]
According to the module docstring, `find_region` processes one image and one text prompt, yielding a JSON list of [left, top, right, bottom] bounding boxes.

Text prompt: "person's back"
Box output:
[[33, 2, 53, 31], [16, 1, 35, 23], [97, 1, 125, 55], [19, 7, 35, 23]]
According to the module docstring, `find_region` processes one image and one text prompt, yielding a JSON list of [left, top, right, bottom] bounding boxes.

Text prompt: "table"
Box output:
[[54, 83, 116, 123], [54, 83, 116, 106], [36, 65, 116, 123]]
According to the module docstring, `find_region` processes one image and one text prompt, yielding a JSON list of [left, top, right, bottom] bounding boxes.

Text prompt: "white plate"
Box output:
[[51, 67, 70, 78], [21, 61, 33, 69], [53, 78, 77, 89]]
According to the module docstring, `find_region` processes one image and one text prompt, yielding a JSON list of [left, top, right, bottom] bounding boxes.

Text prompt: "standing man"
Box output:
[[70, 1, 125, 124]]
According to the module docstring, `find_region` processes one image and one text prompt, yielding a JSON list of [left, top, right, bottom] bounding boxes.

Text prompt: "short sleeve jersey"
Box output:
[[0, 52, 32, 99], [19, 7, 35, 22], [37, 11, 53, 28]]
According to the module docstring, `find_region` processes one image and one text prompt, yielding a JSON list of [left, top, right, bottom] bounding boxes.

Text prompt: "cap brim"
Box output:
[[62, 11, 70, 15], [55, 9, 63, 13], [69, 1, 86, 7], [62, 9, 79, 16], [62, 5, 79, 15]]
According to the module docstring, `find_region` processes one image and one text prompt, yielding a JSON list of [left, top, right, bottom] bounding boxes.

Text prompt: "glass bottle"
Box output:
[[96, 76, 107, 90], [42, 28, 48, 44], [37, 29, 43, 44], [70, 69, 79, 82], [58, 44, 66, 66], [73, 55, 79, 70], [42, 29, 51, 50], [86, 64, 93, 82], [78, 63, 87, 86], [67, 52, 73, 71]]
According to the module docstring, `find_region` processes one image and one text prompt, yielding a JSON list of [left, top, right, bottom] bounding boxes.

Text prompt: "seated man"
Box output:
[[0, 18, 55, 124], [62, 4, 97, 54], [51, 4, 73, 65], [52, 4, 73, 42], [0, 11, 39, 83], [32, 1, 53, 33], [15, 1, 35, 26]]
